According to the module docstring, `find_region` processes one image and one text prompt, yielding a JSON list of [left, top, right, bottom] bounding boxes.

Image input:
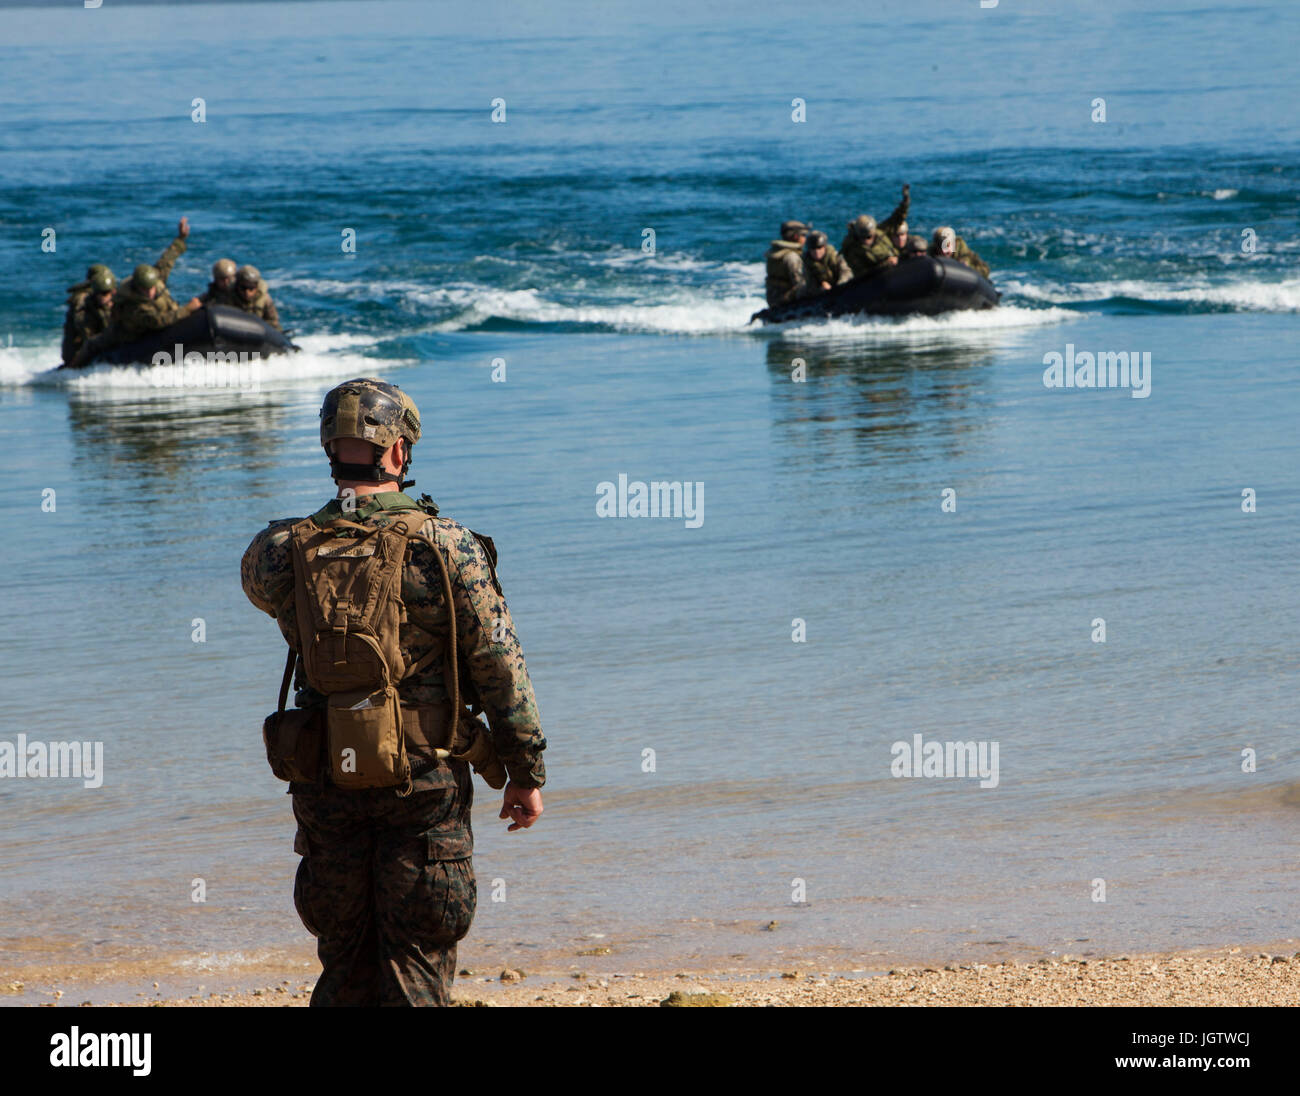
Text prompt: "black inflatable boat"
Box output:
[[63, 303, 298, 368], [751, 255, 999, 324]]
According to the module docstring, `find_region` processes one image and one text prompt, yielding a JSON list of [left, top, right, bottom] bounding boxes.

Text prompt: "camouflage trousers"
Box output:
[[291, 764, 476, 1006]]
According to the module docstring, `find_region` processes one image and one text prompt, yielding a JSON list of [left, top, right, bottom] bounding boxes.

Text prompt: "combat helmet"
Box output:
[[320, 377, 422, 489], [849, 214, 876, 240], [86, 263, 111, 282], [213, 258, 237, 281], [779, 220, 810, 242], [806, 230, 829, 250], [932, 226, 956, 254], [131, 264, 161, 292], [90, 269, 117, 294], [236, 264, 261, 289]]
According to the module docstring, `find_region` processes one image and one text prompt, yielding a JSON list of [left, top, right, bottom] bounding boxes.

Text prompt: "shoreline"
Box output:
[[4, 941, 1298, 1007]]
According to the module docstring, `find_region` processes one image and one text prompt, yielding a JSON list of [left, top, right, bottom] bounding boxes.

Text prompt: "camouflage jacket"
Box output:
[[241, 491, 547, 791], [930, 235, 991, 279], [839, 192, 909, 279], [109, 285, 185, 341], [803, 244, 853, 290], [61, 292, 113, 364], [65, 280, 91, 309], [96, 233, 189, 344], [200, 280, 239, 308], [956, 237, 991, 279], [876, 191, 910, 241], [154, 234, 186, 284], [764, 239, 809, 306], [235, 280, 281, 329], [840, 232, 898, 279]]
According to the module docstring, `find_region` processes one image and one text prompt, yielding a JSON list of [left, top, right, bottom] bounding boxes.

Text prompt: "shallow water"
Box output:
[[1, 0, 1298, 976]]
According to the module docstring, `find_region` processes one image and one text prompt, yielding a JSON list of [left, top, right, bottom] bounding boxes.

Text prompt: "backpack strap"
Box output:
[[394, 516, 459, 750], [275, 646, 296, 714]]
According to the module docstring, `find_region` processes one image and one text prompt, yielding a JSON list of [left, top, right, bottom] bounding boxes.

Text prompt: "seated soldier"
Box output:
[[888, 219, 910, 254], [201, 258, 239, 307], [841, 183, 910, 279], [62, 266, 116, 365], [899, 236, 930, 261], [69, 262, 201, 367], [232, 265, 281, 329], [63, 263, 110, 314], [802, 230, 852, 293], [765, 220, 811, 307], [928, 226, 991, 278]]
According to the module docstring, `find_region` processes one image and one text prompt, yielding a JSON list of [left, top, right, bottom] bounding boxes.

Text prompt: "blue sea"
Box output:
[[1, 0, 1298, 995]]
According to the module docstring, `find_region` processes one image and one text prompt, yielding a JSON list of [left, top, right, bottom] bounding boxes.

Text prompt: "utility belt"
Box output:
[[262, 649, 507, 794]]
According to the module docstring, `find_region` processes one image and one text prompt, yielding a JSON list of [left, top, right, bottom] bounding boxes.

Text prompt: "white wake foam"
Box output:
[[1001, 276, 1300, 312], [1, 332, 413, 392], [765, 305, 1077, 341]]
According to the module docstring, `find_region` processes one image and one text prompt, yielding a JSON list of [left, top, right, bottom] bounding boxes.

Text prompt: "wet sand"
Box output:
[[5, 944, 1298, 1007]]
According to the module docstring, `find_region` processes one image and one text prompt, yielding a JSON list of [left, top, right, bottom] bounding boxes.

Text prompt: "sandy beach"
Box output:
[[5, 943, 1298, 1007]]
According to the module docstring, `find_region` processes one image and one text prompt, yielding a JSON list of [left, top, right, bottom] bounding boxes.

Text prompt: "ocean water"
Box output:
[[1, 0, 1298, 984]]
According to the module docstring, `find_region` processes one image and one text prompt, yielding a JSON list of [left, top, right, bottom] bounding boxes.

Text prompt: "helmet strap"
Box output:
[[324, 441, 414, 491]]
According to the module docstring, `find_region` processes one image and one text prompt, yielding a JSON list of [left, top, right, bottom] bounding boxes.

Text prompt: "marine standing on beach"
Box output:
[[240, 377, 547, 1007]]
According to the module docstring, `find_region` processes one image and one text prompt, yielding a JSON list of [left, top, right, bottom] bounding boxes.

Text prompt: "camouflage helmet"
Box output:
[[806, 230, 829, 250], [893, 220, 908, 238], [90, 269, 117, 294], [213, 258, 237, 280], [780, 220, 810, 242], [86, 263, 111, 282], [320, 377, 422, 488], [850, 214, 877, 240], [236, 264, 261, 289], [131, 264, 161, 291], [902, 236, 928, 257]]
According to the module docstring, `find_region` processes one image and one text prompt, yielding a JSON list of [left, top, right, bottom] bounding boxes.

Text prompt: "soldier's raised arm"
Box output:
[[154, 216, 190, 283], [878, 183, 910, 237]]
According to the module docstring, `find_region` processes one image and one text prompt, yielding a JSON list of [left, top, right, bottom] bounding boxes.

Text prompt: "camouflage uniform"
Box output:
[[112, 234, 188, 340], [840, 191, 909, 280], [764, 239, 809, 307], [61, 288, 113, 365], [803, 242, 852, 290], [153, 233, 186, 284], [929, 234, 991, 279], [78, 234, 189, 359], [200, 279, 239, 308], [954, 237, 991, 279], [241, 490, 547, 1006], [876, 192, 910, 246], [234, 279, 281, 329]]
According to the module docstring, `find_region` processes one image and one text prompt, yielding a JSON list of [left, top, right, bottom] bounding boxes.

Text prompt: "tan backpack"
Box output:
[[288, 514, 428, 794], [262, 508, 508, 793]]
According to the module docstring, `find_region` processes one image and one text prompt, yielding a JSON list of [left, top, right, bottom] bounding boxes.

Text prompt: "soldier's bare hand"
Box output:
[[185, 297, 202, 311], [820, 281, 831, 291], [500, 783, 543, 832], [178, 216, 190, 239], [886, 256, 898, 266]]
